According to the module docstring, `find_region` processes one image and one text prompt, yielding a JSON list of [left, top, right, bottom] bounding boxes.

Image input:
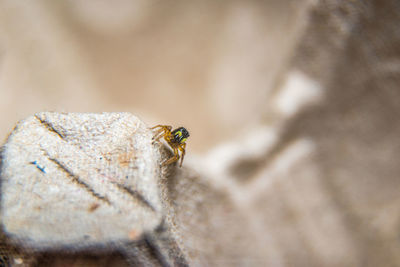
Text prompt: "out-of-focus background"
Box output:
[[0, 0, 310, 152], [1, 0, 400, 266]]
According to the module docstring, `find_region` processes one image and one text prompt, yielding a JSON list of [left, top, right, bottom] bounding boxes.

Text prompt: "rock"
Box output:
[[0, 112, 163, 250]]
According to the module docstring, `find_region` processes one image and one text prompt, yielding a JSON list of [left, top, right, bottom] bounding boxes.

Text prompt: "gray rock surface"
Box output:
[[0, 112, 261, 266], [1, 112, 162, 249]]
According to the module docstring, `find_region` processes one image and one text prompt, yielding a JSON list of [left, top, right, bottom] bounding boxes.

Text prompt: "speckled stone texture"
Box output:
[[1, 112, 162, 249]]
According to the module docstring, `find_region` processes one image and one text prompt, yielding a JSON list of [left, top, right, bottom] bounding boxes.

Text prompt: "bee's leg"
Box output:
[[162, 147, 179, 166], [151, 125, 172, 141], [150, 125, 163, 130], [153, 130, 166, 142], [150, 125, 172, 131], [178, 143, 186, 167]]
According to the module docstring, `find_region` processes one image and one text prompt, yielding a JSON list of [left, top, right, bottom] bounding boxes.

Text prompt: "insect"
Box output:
[[151, 125, 190, 167]]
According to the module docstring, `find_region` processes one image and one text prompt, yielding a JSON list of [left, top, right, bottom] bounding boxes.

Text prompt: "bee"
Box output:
[[151, 125, 190, 167]]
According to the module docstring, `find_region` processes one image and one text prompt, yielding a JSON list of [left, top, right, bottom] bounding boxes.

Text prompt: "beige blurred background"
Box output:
[[0, 0, 310, 153], [1, 0, 400, 266]]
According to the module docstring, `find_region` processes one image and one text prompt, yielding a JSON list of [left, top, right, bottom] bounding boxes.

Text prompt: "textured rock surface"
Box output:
[[1, 112, 162, 249], [0, 112, 263, 266]]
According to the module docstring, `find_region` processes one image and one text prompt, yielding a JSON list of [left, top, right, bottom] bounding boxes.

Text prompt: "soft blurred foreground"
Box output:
[[1, 0, 400, 266]]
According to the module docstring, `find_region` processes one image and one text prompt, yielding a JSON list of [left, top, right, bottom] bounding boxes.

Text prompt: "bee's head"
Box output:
[[172, 127, 190, 144]]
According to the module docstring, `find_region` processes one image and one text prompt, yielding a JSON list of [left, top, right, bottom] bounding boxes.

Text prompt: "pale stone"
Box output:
[[0, 112, 163, 250]]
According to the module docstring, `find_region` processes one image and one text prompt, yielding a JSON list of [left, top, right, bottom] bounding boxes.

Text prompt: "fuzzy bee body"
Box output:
[[151, 125, 190, 167]]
